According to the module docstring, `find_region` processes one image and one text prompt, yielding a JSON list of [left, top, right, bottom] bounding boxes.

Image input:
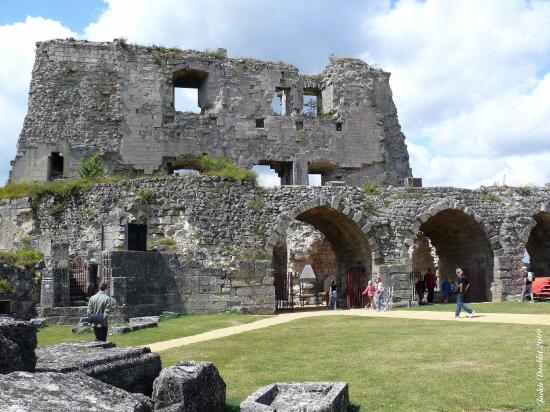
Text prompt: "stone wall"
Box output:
[[0, 263, 41, 319], [0, 176, 548, 313], [11, 39, 411, 187]]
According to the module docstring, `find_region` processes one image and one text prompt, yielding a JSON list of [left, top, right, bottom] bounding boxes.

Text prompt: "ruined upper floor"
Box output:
[[10, 39, 412, 186]]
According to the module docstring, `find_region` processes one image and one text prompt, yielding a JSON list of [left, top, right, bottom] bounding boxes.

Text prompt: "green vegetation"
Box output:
[[48, 202, 65, 216], [0, 279, 16, 295], [152, 47, 225, 64], [482, 192, 501, 202], [137, 188, 155, 204], [0, 241, 44, 268], [77, 154, 104, 180], [363, 198, 379, 215], [516, 185, 534, 196], [161, 316, 549, 411], [362, 181, 381, 196], [36, 313, 270, 347], [198, 154, 257, 182], [147, 237, 177, 251], [248, 194, 265, 210], [403, 300, 550, 314]]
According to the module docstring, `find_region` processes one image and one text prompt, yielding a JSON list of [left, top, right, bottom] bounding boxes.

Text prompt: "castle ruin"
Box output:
[[0, 39, 548, 320]]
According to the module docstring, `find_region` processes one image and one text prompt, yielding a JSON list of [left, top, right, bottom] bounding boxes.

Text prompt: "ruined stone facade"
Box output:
[[0, 177, 548, 316], [10, 39, 411, 186]]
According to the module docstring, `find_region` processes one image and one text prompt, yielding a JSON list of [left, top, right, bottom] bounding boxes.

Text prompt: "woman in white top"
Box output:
[[375, 276, 384, 311]]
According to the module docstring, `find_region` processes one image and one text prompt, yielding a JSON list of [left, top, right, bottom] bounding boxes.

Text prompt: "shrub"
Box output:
[[198, 155, 257, 182], [49, 202, 65, 216], [147, 238, 177, 251], [137, 188, 155, 204], [0, 279, 15, 295], [362, 181, 380, 196], [249, 195, 265, 210], [0, 247, 44, 268], [77, 154, 104, 180], [0, 176, 122, 201]]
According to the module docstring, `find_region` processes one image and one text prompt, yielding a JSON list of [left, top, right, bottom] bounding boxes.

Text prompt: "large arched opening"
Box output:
[[525, 212, 550, 277], [410, 209, 494, 302], [272, 205, 373, 310]]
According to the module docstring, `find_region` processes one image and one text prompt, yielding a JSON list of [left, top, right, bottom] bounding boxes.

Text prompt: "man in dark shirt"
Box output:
[[454, 268, 475, 319], [425, 268, 437, 304]]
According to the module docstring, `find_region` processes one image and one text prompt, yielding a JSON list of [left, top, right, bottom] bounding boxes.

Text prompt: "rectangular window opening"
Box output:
[[303, 89, 322, 118], [173, 69, 208, 113], [125, 223, 148, 251], [0, 300, 11, 314], [48, 152, 64, 181], [308, 173, 322, 187], [295, 121, 303, 131], [272, 92, 282, 115], [256, 118, 265, 129], [174, 87, 201, 113], [336, 122, 342, 131]]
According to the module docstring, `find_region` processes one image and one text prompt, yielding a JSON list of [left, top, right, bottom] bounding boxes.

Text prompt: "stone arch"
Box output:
[[402, 202, 499, 302], [267, 196, 379, 307], [525, 210, 550, 277]]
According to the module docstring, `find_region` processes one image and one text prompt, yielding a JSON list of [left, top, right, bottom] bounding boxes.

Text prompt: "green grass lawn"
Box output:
[[401, 300, 550, 314], [161, 316, 549, 412], [37, 313, 270, 347]]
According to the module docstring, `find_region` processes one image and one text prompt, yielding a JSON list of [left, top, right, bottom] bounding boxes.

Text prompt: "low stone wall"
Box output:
[[35, 341, 162, 395], [0, 371, 154, 412], [0, 262, 41, 319], [0, 317, 36, 374]]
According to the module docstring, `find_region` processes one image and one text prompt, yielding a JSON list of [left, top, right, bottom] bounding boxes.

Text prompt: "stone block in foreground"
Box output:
[[152, 360, 226, 412], [0, 317, 37, 373], [35, 341, 161, 395], [0, 371, 154, 412], [240, 382, 349, 412]]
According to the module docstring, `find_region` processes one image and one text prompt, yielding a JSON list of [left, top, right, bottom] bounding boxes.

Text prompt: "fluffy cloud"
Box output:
[[0, 17, 76, 184], [362, 0, 550, 187]]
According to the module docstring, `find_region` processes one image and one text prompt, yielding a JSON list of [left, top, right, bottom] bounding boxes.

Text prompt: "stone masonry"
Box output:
[[0, 177, 548, 315], [10, 39, 411, 187]]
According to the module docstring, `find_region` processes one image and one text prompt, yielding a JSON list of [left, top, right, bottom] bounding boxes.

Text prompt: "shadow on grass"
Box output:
[[348, 403, 361, 411]]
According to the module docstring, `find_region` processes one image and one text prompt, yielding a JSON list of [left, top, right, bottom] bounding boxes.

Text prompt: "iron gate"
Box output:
[[463, 267, 486, 302], [274, 272, 294, 310], [69, 260, 88, 301], [409, 269, 423, 301], [347, 271, 368, 308]]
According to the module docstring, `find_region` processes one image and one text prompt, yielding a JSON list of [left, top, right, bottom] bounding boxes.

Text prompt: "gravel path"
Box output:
[[149, 309, 550, 352]]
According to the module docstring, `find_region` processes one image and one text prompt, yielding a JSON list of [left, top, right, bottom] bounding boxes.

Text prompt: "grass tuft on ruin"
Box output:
[[198, 154, 257, 182]]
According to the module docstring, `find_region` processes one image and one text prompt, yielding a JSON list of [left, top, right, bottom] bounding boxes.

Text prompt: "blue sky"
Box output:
[[0, 0, 549, 188]]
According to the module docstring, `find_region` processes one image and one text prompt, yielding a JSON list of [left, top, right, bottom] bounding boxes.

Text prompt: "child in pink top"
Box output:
[[362, 280, 376, 310]]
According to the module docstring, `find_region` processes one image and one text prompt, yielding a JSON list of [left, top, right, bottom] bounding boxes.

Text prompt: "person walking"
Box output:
[[519, 266, 535, 303], [328, 279, 337, 310], [425, 268, 437, 304], [454, 268, 475, 319], [375, 276, 385, 311], [362, 280, 376, 310], [87, 281, 115, 341], [415, 276, 426, 305]]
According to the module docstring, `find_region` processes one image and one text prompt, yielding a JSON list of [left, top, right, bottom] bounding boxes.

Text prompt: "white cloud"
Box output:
[[362, 0, 550, 187], [0, 17, 76, 184]]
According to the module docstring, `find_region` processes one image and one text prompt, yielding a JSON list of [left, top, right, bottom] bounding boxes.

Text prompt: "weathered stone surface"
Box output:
[[0, 317, 36, 373], [11, 40, 411, 188], [152, 360, 226, 412], [240, 382, 349, 412], [0, 261, 41, 319], [0, 371, 154, 412], [0, 335, 23, 374], [36, 341, 161, 395]]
